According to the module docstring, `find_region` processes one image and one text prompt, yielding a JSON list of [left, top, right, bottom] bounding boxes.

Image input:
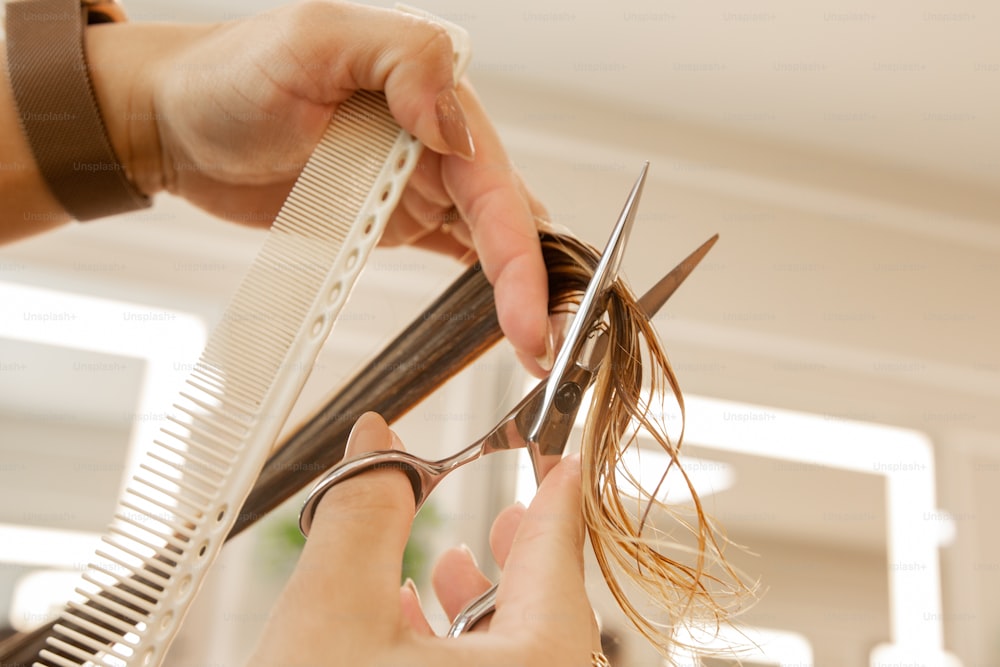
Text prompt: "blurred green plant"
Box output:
[[261, 500, 443, 587], [401, 503, 442, 585]]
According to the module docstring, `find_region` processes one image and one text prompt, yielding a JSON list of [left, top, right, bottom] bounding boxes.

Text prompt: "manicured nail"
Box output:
[[345, 412, 379, 456], [435, 88, 475, 160], [403, 577, 421, 604], [457, 543, 479, 568], [534, 322, 555, 373], [389, 429, 404, 450]]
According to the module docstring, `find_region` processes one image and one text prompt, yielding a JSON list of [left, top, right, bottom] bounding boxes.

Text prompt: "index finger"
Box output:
[[441, 84, 551, 375]]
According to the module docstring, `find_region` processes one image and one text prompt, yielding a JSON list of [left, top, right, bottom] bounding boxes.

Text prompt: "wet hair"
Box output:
[[542, 232, 754, 660]]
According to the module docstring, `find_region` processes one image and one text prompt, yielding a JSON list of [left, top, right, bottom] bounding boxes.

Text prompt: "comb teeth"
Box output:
[[34, 88, 440, 667]]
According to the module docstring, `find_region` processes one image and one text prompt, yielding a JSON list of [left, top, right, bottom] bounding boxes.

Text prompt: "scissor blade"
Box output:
[[524, 162, 648, 476], [543, 161, 648, 388], [598, 160, 648, 291], [637, 233, 718, 320]]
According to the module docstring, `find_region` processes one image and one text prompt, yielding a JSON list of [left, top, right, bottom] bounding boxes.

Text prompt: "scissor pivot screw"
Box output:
[[554, 382, 583, 414]]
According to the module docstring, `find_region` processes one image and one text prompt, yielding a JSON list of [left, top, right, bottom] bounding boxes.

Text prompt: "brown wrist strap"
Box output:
[[5, 0, 151, 221]]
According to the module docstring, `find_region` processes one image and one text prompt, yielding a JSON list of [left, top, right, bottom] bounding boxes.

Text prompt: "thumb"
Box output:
[[492, 454, 597, 654], [360, 10, 475, 160]]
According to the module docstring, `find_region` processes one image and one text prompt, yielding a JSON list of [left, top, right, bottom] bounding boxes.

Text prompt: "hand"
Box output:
[[85, 1, 553, 374], [248, 412, 600, 667]]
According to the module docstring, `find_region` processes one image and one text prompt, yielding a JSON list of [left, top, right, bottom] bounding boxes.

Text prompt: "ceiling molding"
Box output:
[[499, 122, 1000, 251]]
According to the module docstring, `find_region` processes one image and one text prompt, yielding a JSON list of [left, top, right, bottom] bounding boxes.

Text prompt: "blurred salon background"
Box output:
[[1, 1, 997, 665]]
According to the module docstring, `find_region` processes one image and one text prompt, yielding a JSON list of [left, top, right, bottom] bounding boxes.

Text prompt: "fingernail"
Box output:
[[402, 577, 421, 604], [457, 543, 479, 568], [389, 429, 405, 450], [345, 412, 378, 455], [435, 88, 475, 161], [534, 322, 555, 373]]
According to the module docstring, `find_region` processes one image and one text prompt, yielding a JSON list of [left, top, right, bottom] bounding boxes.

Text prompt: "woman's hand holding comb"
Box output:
[[1, 1, 554, 374]]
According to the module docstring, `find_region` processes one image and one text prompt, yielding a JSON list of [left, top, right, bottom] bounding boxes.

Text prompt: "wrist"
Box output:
[[83, 21, 204, 200]]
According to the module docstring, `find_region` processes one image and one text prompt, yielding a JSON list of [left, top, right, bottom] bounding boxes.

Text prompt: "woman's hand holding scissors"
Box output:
[[249, 413, 604, 667]]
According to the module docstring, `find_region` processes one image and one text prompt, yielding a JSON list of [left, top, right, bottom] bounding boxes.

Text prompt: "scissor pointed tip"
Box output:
[[634, 161, 650, 193], [691, 233, 719, 259], [638, 233, 720, 320], [617, 164, 648, 235]]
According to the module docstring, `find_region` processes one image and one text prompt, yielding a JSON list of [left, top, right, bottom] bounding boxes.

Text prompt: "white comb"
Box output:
[[34, 8, 471, 667]]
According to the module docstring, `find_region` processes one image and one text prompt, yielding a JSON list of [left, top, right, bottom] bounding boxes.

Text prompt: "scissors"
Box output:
[[298, 162, 717, 635]]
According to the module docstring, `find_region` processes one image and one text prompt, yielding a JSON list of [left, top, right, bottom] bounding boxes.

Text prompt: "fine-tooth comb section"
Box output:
[[35, 10, 471, 667]]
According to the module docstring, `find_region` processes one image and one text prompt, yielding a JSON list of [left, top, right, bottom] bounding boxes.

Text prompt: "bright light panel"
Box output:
[[514, 448, 733, 508], [0, 281, 205, 489]]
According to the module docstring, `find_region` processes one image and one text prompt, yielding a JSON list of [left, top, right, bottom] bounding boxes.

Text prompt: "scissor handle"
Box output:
[[298, 450, 436, 536], [447, 583, 497, 636]]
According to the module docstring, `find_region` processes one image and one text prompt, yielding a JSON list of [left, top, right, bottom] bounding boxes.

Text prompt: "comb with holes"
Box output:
[[33, 8, 471, 667]]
